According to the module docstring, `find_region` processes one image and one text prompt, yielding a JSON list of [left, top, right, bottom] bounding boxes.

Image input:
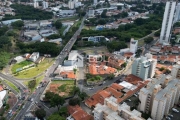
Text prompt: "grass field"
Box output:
[[11, 60, 33, 73], [49, 80, 75, 97], [83, 26, 95, 30], [4, 80, 20, 93], [14, 58, 54, 79], [23, 75, 44, 92], [59, 16, 79, 21], [78, 46, 109, 55]]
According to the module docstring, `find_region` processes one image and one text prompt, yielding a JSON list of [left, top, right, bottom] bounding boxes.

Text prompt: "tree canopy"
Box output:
[[11, 20, 24, 30], [35, 108, 46, 120], [3, 4, 53, 20], [47, 114, 65, 120], [54, 20, 63, 29]]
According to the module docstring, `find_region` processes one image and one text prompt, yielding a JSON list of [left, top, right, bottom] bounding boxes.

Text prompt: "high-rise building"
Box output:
[[129, 38, 138, 54], [34, 1, 39, 8], [159, 1, 176, 43], [131, 53, 157, 80], [42, 1, 48, 9], [94, 0, 97, 5], [174, 3, 180, 23], [139, 75, 180, 120], [68, 0, 75, 9], [171, 64, 180, 79], [88, 8, 95, 17]]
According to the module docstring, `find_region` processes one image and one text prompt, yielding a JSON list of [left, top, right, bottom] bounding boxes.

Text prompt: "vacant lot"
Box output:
[[47, 80, 75, 97], [14, 58, 54, 79], [11, 60, 33, 73], [78, 46, 109, 55]]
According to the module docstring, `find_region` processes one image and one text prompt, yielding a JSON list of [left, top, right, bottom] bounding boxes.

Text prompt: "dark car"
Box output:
[[99, 83, 103, 86]]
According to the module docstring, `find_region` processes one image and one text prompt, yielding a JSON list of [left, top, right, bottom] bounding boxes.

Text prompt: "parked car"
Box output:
[[166, 117, 171, 120], [172, 108, 179, 113], [8, 110, 12, 114], [99, 83, 103, 86], [168, 114, 173, 118], [127, 99, 131, 102]]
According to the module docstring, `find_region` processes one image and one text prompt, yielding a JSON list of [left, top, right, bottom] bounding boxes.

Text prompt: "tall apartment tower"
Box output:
[[174, 3, 180, 23], [129, 38, 138, 54], [94, 0, 97, 5], [159, 1, 176, 44], [171, 64, 180, 79], [139, 75, 180, 120], [131, 53, 157, 80]]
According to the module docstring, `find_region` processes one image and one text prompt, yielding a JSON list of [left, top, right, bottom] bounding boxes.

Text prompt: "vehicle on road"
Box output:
[[127, 99, 131, 102], [88, 87, 94, 90], [166, 117, 171, 120], [98, 83, 103, 86], [8, 110, 12, 114], [167, 114, 173, 118], [31, 98, 34, 102], [172, 108, 179, 113]]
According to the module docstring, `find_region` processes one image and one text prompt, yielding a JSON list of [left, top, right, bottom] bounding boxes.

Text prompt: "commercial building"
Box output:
[[160, 1, 176, 43], [23, 31, 42, 41], [171, 64, 180, 79], [0, 90, 7, 108], [132, 53, 157, 80], [93, 96, 145, 120], [88, 8, 95, 17], [94, 0, 97, 5], [139, 74, 180, 120], [129, 38, 138, 53]]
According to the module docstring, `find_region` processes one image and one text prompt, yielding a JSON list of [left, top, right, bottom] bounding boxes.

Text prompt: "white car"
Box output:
[[172, 108, 179, 112], [127, 99, 131, 102]]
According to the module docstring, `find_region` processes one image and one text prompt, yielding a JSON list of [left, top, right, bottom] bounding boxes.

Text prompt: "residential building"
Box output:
[[67, 105, 93, 120], [174, 3, 180, 23], [171, 64, 180, 79], [139, 74, 180, 120], [88, 8, 95, 17], [93, 96, 145, 120], [132, 53, 157, 80], [107, 54, 125, 69], [129, 38, 138, 53], [68, 0, 75, 9], [1, 19, 22, 25], [13, 56, 25, 63], [42, 1, 48, 9], [160, 1, 176, 43], [59, 10, 76, 16], [28, 52, 39, 62]]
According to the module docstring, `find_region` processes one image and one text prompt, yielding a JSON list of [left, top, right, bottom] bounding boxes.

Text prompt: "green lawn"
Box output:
[[11, 60, 33, 73], [83, 26, 95, 30], [23, 75, 44, 92], [4, 80, 20, 93], [51, 80, 75, 84], [14, 58, 54, 79]]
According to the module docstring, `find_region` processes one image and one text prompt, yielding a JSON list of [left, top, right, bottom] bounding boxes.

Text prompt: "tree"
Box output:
[[50, 94, 65, 110], [35, 108, 46, 120], [121, 62, 127, 68], [107, 74, 115, 80], [59, 107, 68, 117], [159, 67, 165, 71], [47, 34, 61, 39], [101, 10, 107, 18], [144, 37, 153, 44], [73, 68, 77, 74], [47, 114, 65, 120], [117, 6, 122, 10], [78, 92, 88, 100], [69, 98, 80, 106], [54, 20, 62, 29], [11, 20, 24, 30], [45, 91, 54, 100], [0, 36, 12, 48], [28, 80, 36, 90], [154, 30, 160, 37]]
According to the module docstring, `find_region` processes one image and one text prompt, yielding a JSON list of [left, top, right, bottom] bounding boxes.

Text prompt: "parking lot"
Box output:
[[166, 105, 180, 120]]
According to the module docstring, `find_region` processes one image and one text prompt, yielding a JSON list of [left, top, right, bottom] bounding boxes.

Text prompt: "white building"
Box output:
[[129, 38, 138, 53], [93, 96, 145, 120], [34, 1, 39, 8], [68, 0, 75, 9], [139, 74, 180, 120], [0, 90, 7, 108], [88, 8, 95, 17], [28, 52, 39, 62], [160, 1, 176, 43], [171, 64, 180, 79], [132, 53, 157, 80], [94, 0, 97, 5], [14, 56, 25, 63], [42, 1, 48, 9], [174, 3, 180, 23]]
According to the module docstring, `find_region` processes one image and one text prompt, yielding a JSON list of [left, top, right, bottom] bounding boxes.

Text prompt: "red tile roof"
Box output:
[[67, 105, 94, 120], [125, 74, 143, 85]]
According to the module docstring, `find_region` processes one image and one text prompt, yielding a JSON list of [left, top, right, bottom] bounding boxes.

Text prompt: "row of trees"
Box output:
[[17, 42, 62, 56], [3, 4, 53, 20]]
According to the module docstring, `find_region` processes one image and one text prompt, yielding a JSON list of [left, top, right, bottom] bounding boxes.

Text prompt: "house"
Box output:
[[39, 20, 52, 27], [0, 90, 7, 108], [28, 52, 39, 62], [67, 105, 93, 120]]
